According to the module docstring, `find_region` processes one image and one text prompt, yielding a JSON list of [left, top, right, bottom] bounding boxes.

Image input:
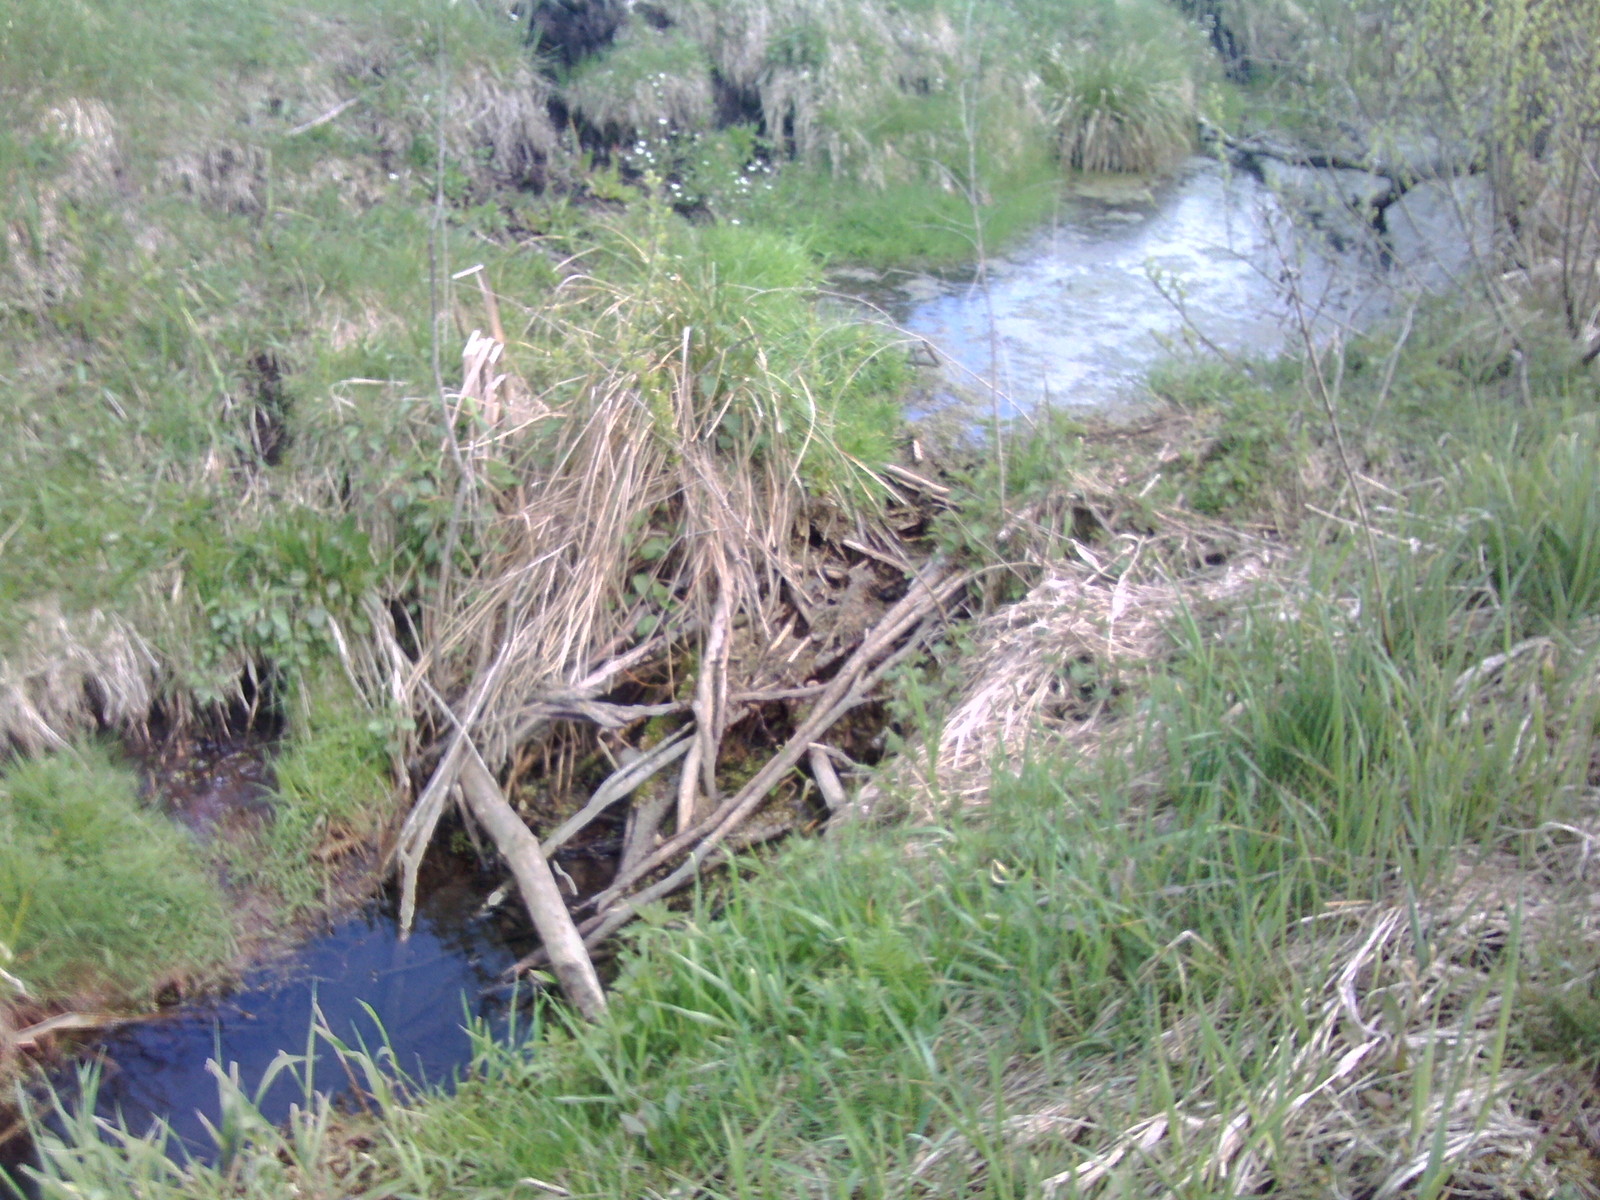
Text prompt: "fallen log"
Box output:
[[458, 751, 607, 1021]]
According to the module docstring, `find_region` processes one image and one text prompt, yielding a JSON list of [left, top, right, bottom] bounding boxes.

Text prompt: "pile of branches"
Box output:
[[354, 243, 967, 1018]]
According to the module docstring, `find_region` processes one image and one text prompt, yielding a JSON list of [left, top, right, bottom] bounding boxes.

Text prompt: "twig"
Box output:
[[541, 730, 692, 855], [1287, 311, 1393, 653], [882, 462, 953, 500], [286, 96, 359, 136], [596, 562, 964, 900], [571, 565, 969, 942], [393, 616, 521, 933], [619, 785, 674, 882]]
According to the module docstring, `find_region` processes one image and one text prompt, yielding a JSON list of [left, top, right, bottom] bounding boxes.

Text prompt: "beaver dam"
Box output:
[[4, 147, 1498, 1187], [9, 0, 1600, 1193]]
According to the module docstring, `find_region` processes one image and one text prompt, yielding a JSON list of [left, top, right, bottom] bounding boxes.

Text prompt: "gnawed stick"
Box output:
[[620, 783, 674, 882], [9, 1011, 135, 1049], [540, 730, 692, 855], [593, 561, 967, 904], [809, 744, 847, 812], [686, 585, 732, 826], [572, 616, 941, 948], [675, 738, 703, 834], [458, 750, 607, 1020], [511, 803, 800, 978]]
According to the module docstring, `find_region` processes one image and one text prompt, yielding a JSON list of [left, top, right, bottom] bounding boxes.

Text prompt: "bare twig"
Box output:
[[541, 730, 693, 855]]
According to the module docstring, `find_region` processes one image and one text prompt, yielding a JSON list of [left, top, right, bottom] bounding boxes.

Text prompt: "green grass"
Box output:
[[1043, 43, 1197, 174], [0, 0, 565, 713], [221, 676, 398, 920], [0, 748, 234, 1006], [553, 0, 1211, 265], [736, 148, 1066, 269]]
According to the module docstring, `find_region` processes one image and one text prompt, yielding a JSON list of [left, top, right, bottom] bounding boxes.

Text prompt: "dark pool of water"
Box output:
[[2, 856, 535, 1196]]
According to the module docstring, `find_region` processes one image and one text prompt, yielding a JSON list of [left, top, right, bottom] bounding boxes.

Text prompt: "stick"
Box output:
[[394, 629, 518, 933], [458, 752, 607, 1020], [809, 744, 847, 812], [587, 564, 968, 909], [690, 587, 733, 815], [620, 785, 674, 882], [287, 96, 359, 136], [540, 731, 692, 855], [676, 738, 703, 833]]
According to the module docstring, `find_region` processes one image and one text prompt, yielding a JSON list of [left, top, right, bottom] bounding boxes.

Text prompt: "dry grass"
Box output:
[[562, 28, 716, 141], [924, 539, 1267, 803], [910, 850, 1600, 1197], [866, 545, 1600, 1197], [1, 99, 120, 313], [0, 603, 161, 754], [364, 226, 919, 926]]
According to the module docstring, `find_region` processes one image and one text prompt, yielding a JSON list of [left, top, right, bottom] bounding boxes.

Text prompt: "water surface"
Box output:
[[877, 157, 1486, 419], [3, 857, 534, 1194]]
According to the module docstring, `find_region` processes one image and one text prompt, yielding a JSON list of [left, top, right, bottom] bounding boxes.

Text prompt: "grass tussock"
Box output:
[[1044, 45, 1197, 174], [0, 748, 234, 1009], [0, 605, 160, 755]]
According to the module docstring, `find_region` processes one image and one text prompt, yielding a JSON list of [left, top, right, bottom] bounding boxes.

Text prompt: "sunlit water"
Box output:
[[871, 157, 1487, 419]]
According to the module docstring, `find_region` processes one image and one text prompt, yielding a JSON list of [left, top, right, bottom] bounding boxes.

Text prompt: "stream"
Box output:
[[866, 156, 1487, 419], [1, 154, 1488, 1198], [1, 756, 539, 1197]]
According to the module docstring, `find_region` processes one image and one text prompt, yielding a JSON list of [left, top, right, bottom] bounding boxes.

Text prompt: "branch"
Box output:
[[458, 751, 607, 1020]]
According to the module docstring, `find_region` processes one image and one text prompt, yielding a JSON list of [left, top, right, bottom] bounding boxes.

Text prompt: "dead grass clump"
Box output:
[[562, 29, 716, 143], [449, 60, 560, 190], [157, 143, 270, 215], [1, 99, 121, 314], [851, 419, 1274, 820], [0, 604, 160, 754]]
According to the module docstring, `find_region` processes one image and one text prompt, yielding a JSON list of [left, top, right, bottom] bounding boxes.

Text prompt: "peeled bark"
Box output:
[[458, 753, 607, 1021]]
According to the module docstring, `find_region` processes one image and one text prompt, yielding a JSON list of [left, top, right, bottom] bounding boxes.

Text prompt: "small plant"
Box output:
[[185, 512, 379, 693]]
